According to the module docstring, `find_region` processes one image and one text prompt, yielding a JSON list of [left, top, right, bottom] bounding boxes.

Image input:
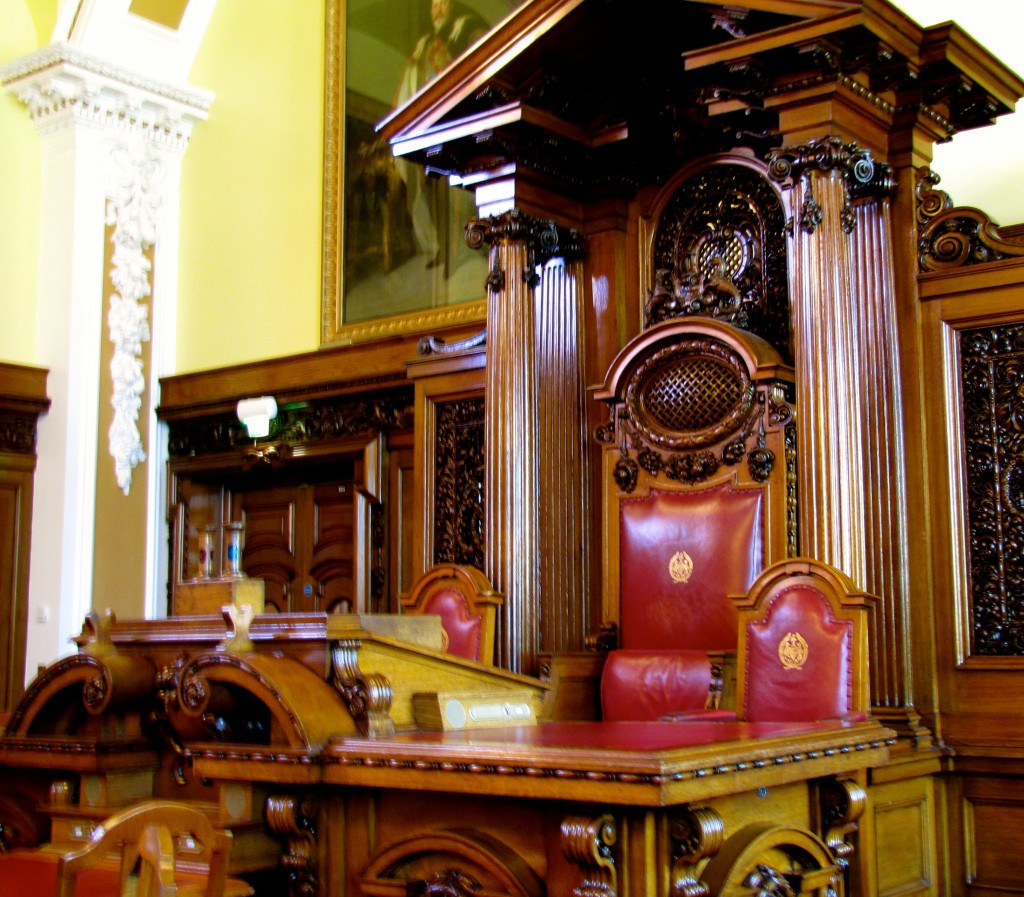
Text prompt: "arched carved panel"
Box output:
[[359, 829, 544, 897], [700, 824, 840, 897], [646, 162, 790, 360]]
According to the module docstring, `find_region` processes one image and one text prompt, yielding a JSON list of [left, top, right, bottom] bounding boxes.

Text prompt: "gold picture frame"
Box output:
[[321, 0, 522, 346]]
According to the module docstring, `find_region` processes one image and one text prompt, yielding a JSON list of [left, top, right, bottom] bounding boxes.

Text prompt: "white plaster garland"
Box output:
[[106, 136, 161, 495]]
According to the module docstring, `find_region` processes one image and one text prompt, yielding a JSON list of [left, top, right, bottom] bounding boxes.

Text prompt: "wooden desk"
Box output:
[[0, 614, 893, 896], [313, 719, 892, 896]]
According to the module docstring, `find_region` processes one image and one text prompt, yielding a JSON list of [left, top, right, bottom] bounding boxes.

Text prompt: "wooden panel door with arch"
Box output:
[[233, 476, 356, 614]]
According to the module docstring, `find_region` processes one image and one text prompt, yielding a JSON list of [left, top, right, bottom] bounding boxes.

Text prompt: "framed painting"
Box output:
[[322, 0, 526, 345]]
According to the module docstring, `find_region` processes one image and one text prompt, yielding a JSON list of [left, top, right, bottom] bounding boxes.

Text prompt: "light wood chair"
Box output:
[[401, 563, 503, 664], [54, 800, 246, 897]]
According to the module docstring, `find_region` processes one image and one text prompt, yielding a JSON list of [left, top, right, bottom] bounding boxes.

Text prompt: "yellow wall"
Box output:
[[178, 0, 326, 373], [0, 0, 50, 366]]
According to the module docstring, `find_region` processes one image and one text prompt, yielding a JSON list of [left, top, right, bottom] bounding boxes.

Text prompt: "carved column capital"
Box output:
[[467, 209, 585, 291], [0, 43, 210, 147], [768, 136, 876, 186], [768, 137, 894, 234]]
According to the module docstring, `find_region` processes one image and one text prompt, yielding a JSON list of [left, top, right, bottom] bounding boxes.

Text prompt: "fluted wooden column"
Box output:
[[535, 256, 591, 659], [468, 212, 588, 673], [770, 141, 872, 587], [769, 139, 918, 721], [848, 195, 913, 716]]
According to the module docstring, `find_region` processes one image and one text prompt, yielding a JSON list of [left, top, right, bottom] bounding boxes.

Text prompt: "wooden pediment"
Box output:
[[378, 0, 1024, 194]]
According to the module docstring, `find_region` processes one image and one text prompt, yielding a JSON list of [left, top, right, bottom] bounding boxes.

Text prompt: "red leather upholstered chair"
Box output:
[[401, 564, 503, 665], [736, 558, 875, 723], [53, 799, 247, 897], [664, 558, 876, 724], [589, 318, 795, 721]]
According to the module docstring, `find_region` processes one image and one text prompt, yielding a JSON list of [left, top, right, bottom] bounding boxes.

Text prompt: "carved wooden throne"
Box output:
[[590, 317, 795, 720]]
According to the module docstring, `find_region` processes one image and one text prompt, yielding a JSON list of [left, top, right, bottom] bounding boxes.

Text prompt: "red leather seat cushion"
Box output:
[[619, 485, 763, 651], [423, 588, 483, 662], [600, 649, 713, 721], [0, 854, 120, 897], [743, 585, 853, 722]]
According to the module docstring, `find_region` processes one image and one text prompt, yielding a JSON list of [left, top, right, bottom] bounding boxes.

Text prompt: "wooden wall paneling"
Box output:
[[386, 430, 415, 614], [0, 362, 48, 712], [869, 774, 939, 897], [919, 257, 1024, 892], [406, 345, 486, 584]]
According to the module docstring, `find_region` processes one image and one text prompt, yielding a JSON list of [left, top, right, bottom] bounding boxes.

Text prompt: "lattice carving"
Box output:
[[647, 163, 790, 359], [627, 341, 754, 449], [434, 397, 486, 569], [611, 335, 791, 490], [960, 323, 1024, 655]]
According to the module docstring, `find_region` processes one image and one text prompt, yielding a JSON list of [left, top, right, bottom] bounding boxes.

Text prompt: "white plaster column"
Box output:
[[0, 46, 209, 676]]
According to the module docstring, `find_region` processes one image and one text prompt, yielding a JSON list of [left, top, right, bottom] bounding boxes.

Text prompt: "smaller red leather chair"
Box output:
[[664, 558, 876, 724], [400, 564, 503, 665]]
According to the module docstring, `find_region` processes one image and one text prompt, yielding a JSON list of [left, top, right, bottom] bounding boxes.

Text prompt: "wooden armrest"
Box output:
[[537, 652, 605, 721]]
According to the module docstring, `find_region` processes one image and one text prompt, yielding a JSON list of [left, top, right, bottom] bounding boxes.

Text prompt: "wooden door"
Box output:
[[233, 477, 355, 614]]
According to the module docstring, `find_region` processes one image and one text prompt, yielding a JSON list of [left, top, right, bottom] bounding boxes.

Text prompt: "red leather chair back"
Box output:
[[401, 564, 503, 665], [741, 584, 853, 723], [619, 485, 764, 652], [422, 587, 484, 662]]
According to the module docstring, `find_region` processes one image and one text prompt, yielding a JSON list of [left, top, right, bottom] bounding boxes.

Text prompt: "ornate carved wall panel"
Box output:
[[959, 322, 1024, 656], [433, 396, 485, 570], [645, 161, 790, 360]]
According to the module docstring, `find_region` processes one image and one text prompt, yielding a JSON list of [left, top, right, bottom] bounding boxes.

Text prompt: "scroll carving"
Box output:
[[959, 323, 1024, 655], [467, 209, 586, 293], [434, 397, 486, 569], [266, 794, 319, 897], [916, 167, 1024, 271], [670, 806, 725, 897], [330, 640, 395, 736], [561, 813, 617, 897], [768, 137, 893, 239], [819, 777, 867, 872]]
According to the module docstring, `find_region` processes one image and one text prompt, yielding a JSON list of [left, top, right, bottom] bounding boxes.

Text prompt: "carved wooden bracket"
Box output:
[[266, 794, 319, 897], [561, 813, 617, 897], [330, 640, 395, 737], [820, 776, 867, 872], [670, 806, 725, 897]]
